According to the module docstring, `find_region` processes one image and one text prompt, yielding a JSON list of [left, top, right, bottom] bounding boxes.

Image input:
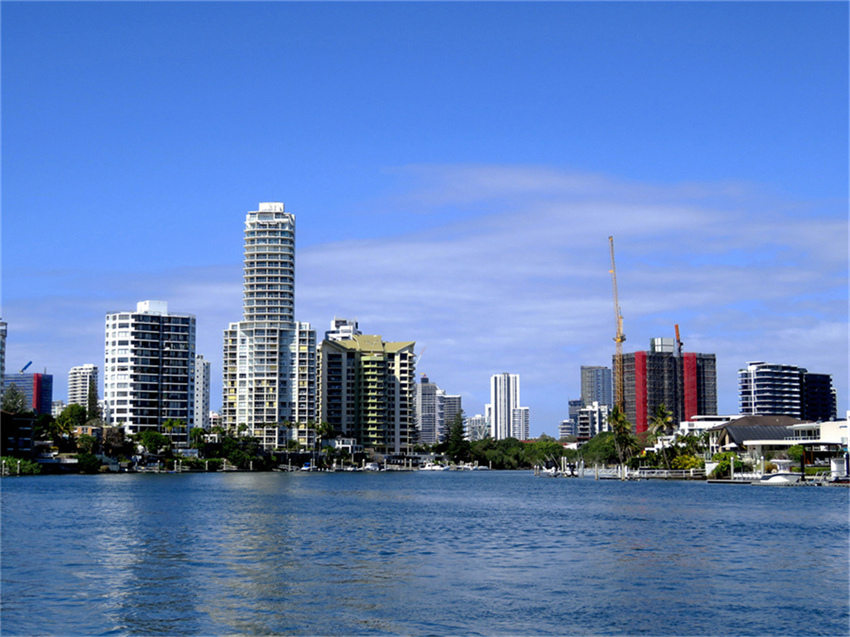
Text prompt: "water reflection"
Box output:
[[1, 473, 848, 636]]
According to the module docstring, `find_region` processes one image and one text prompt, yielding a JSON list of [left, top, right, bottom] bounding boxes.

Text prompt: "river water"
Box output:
[[1, 471, 848, 636]]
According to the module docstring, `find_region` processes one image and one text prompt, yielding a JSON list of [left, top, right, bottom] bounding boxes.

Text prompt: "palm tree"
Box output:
[[608, 405, 639, 470], [648, 403, 674, 470]]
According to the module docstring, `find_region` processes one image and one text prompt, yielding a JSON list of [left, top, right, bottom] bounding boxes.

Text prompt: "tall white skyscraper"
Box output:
[[222, 203, 315, 449], [68, 364, 98, 408], [104, 301, 196, 441], [511, 406, 530, 440], [194, 354, 211, 430], [486, 373, 528, 440]]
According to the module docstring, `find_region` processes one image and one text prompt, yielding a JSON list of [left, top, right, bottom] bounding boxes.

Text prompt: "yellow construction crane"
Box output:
[[609, 236, 626, 411]]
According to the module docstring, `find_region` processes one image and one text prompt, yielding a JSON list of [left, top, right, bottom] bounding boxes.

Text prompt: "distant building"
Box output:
[[466, 414, 489, 441], [2, 373, 54, 415], [676, 414, 737, 438], [68, 364, 98, 408], [486, 373, 529, 440], [559, 418, 577, 439], [581, 366, 612, 408], [325, 318, 361, 342], [511, 406, 530, 440], [576, 401, 610, 442], [319, 334, 416, 455], [103, 300, 196, 441], [52, 400, 65, 417], [443, 394, 463, 430], [620, 338, 717, 434], [195, 355, 211, 430], [738, 362, 836, 421], [414, 375, 463, 445]]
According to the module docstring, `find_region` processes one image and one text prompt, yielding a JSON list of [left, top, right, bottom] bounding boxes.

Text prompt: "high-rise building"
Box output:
[[292, 321, 318, 426], [486, 373, 529, 440], [802, 373, 837, 422], [511, 406, 530, 440], [442, 393, 463, 430], [68, 364, 98, 408], [103, 300, 196, 440], [738, 362, 836, 421], [558, 419, 576, 439], [576, 401, 611, 441], [221, 203, 316, 449], [415, 375, 441, 445], [319, 334, 416, 455], [581, 366, 612, 408], [466, 414, 489, 441], [2, 373, 53, 415], [414, 375, 463, 445], [620, 338, 717, 434], [194, 355, 211, 430]]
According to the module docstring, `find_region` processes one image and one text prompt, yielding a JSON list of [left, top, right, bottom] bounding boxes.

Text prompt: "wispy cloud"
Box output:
[[4, 166, 846, 433]]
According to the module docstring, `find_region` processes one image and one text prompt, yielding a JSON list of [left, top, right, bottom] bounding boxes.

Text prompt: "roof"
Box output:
[[328, 334, 415, 354], [723, 425, 795, 446], [708, 415, 804, 431]]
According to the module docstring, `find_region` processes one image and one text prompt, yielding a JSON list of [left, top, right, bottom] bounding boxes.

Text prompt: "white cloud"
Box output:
[[4, 166, 846, 433]]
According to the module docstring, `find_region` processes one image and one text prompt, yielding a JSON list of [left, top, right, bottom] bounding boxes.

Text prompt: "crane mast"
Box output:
[[609, 236, 626, 411]]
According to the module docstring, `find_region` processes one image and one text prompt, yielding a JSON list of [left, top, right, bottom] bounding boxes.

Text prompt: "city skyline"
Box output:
[[2, 3, 847, 436]]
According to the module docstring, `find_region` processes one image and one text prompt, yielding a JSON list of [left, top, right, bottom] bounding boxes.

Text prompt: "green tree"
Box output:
[[648, 403, 674, 470], [86, 377, 100, 421], [580, 431, 620, 466], [445, 411, 471, 463], [190, 427, 207, 449], [103, 426, 132, 459], [75, 452, 102, 474], [76, 433, 98, 454], [137, 430, 171, 455], [1, 456, 42, 475], [608, 405, 639, 467], [2, 384, 29, 414], [787, 444, 805, 464], [57, 404, 87, 432]]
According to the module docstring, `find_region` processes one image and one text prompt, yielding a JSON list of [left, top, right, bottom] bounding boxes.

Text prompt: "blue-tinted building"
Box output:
[[2, 373, 54, 415]]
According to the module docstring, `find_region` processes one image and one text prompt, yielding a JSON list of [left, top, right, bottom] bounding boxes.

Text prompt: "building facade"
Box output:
[[576, 401, 611, 442], [620, 338, 717, 434], [738, 362, 836, 421], [68, 364, 98, 408], [466, 414, 489, 441], [414, 375, 463, 445], [103, 300, 196, 440], [581, 366, 613, 408], [2, 373, 54, 415], [486, 373, 529, 440], [511, 406, 530, 440], [319, 334, 416, 455], [194, 355, 211, 430], [221, 203, 317, 449], [325, 318, 361, 342]]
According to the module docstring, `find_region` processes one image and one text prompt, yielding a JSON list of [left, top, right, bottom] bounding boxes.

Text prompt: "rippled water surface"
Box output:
[[2, 472, 848, 636]]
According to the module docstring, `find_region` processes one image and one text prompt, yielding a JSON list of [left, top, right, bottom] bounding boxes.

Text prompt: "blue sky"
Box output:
[[2, 2, 847, 436]]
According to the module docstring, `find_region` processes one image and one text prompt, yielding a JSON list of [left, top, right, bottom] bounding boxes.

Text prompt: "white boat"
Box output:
[[754, 472, 801, 485], [419, 462, 450, 471], [363, 462, 381, 472]]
